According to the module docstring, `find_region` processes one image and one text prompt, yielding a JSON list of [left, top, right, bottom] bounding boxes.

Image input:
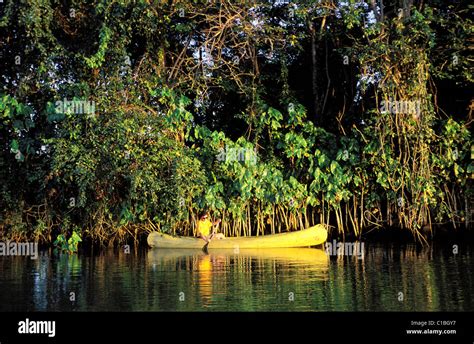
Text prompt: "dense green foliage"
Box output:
[[0, 0, 472, 244]]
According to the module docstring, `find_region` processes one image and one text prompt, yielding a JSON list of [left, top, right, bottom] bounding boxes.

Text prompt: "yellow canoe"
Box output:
[[147, 224, 328, 249]]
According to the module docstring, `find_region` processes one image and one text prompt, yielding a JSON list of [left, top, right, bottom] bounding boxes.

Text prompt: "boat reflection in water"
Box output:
[[147, 248, 329, 310]]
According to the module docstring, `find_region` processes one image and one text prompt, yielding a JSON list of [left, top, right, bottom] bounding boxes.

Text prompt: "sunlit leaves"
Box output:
[[84, 25, 113, 69]]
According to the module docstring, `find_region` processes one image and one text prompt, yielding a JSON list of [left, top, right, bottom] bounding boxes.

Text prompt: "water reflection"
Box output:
[[196, 254, 213, 306], [0, 245, 472, 311], [146, 248, 329, 311]]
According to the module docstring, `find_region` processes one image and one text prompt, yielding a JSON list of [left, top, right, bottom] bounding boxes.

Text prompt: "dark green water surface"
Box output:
[[0, 244, 472, 311]]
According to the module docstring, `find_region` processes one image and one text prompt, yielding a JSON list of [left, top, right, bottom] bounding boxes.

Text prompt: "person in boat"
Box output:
[[196, 211, 224, 243]]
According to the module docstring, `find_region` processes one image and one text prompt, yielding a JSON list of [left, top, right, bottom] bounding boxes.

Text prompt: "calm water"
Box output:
[[0, 244, 473, 311]]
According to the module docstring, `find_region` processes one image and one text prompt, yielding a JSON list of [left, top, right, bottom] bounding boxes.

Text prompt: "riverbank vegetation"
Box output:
[[0, 1, 472, 245]]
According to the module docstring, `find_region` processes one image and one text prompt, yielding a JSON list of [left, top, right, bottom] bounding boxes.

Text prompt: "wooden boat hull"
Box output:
[[147, 225, 328, 249]]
